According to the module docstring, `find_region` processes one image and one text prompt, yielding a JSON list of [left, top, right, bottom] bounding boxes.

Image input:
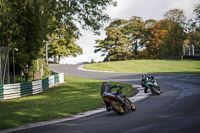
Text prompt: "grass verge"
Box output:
[[84, 60, 200, 74], [0, 75, 136, 131]]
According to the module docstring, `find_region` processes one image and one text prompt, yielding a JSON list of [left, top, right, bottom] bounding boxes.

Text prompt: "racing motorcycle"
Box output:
[[101, 82, 136, 115], [141, 75, 163, 95]]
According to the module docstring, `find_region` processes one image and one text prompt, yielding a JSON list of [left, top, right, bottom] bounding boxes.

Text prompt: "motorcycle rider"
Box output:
[[143, 75, 154, 93], [101, 82, 119, 111], [142, 75, 163, 94]]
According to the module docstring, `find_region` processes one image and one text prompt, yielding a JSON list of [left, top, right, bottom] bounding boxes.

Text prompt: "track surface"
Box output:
[[10, 64, 200, 133]]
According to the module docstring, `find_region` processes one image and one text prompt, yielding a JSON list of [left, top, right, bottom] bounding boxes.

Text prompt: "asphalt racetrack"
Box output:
[[9, 64, 200, 133]]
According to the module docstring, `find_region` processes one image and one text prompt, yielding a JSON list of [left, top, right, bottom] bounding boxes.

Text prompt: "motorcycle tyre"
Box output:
[[151, 86, 161, 95], [131, 103, 136, 111], [157, 85, 163, 93], [124, 98, 136, 111], [110, 100, 125, 115], [155, 86, 162, 95]]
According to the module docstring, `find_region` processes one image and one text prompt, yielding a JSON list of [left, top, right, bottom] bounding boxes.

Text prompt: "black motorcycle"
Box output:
[[141, 75, 163, 95], [101, 82, 136, 115]]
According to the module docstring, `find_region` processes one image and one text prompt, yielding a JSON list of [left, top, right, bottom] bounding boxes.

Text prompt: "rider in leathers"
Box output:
[[101, 82, 119, 111]]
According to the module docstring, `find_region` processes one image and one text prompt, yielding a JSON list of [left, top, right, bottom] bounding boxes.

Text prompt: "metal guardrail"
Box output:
[[0, 73, 64, 100], [0, 85, 4, 99]]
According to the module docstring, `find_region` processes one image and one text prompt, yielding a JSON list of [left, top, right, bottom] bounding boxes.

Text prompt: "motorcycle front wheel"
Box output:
[[151, 86, 161, 95], [110, 100, 125, 115], [157, 85, 163, 93], [130, 103, 136, 111]]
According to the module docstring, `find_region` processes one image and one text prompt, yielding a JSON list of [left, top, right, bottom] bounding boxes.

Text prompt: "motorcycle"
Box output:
[[141, 75, 163, 95], [101, 82, 136, 115]]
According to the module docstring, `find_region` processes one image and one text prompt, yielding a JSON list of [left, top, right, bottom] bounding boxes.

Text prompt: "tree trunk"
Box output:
[[58, 56, 61, 64], [54, 55, 57, 63], [46, 43, 48, 64]]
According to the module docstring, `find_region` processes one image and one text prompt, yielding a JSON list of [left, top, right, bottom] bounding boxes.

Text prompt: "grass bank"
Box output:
[[0, 75, 136, 130], [84, 60, 200, 74]]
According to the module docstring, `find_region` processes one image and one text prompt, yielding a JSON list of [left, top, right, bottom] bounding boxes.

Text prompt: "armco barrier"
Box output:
[[3, 83, 21, 100], [0, 73, 64, 100], [42, 78, 49, 91], [59, 73, 64, 83], [48, 75, 55, 88], [54, 74, 59, 84], [32, 80, 42, 95], [0, 85, 4, 99], [21, 82, 33, 97]]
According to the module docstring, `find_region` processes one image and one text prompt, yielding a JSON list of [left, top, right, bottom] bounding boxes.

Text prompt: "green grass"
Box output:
[[0, 75, 136, 130], [84, 60, 200, 74]]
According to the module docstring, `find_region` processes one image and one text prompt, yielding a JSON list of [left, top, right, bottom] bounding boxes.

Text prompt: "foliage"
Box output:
[[0, 0, 47, 68], [147, 8, 187, 59], [0, 0, 116, 69], [186, 4, 200, 53], [95, 14, 186, 60], [163, 8, 186, 26], [95, 17, 150, 61], [194, 4, 200, 29], [95, 19, 132, 61], [48, 26, 82, 63], [137, 49, 148, 59], [122, 16, 147, 58], [95, 7, 191, 61], [145, 20, 167, 59], [187, 31, 200, 52], [159, 20, 186, 58]]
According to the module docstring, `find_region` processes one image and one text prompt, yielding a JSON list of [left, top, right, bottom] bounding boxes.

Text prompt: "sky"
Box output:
[[59, 0, 200, 64]]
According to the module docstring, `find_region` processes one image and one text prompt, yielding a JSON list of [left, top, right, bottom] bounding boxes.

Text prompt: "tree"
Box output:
[[194, 4, 200, 29], [160, 20, 186, 58], [164, 8, 186, 26], [95, 17, 158, 60], [48, 27, 82, 63], [186, 4, 200, 53], [0, 0, 50, 68], [187, 31, 200, 52], [160, 9, 186, 58], [122, 16, 146, 58], [95, 22, 132, 61], [145, 20, 167, 59], [0, 0, 116, 68]]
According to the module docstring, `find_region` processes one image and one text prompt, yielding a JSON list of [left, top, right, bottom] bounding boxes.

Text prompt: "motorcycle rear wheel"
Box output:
[[110, 101, 125, 115]]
